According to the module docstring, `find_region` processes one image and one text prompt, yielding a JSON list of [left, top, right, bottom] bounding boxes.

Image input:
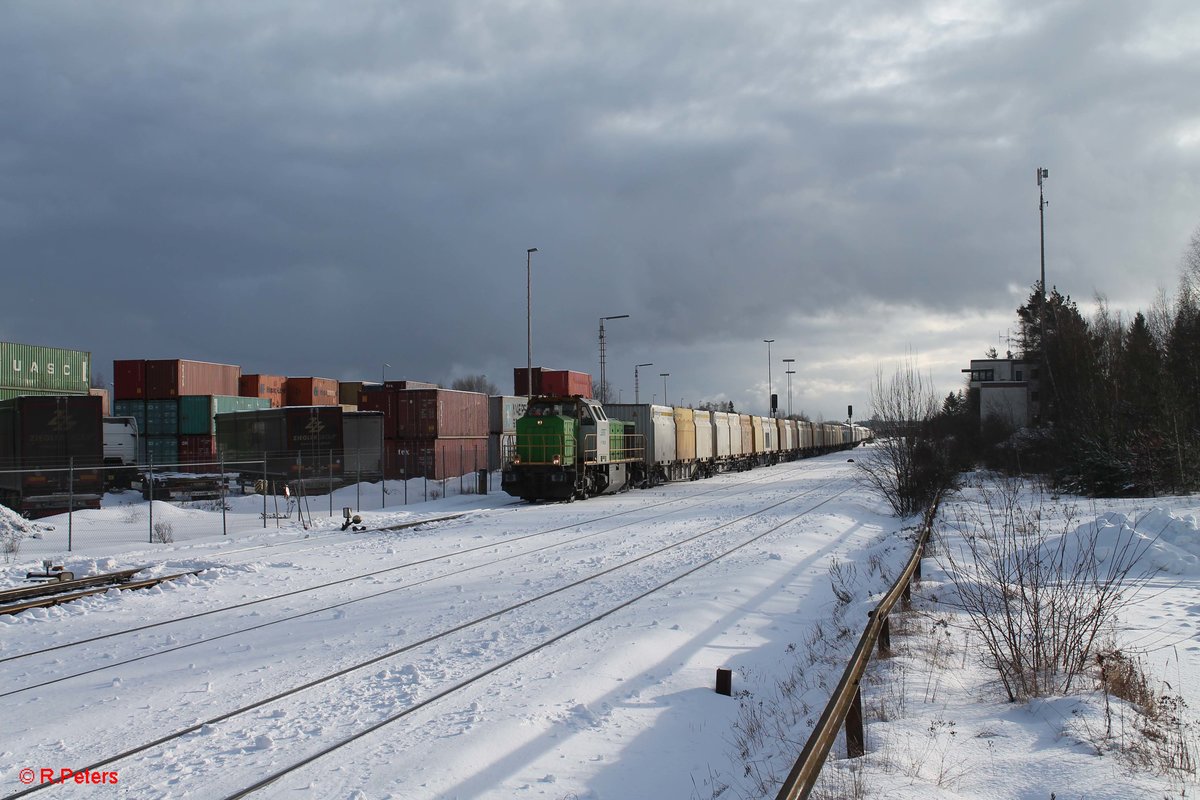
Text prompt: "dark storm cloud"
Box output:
[[1, 0, 1198, 417]]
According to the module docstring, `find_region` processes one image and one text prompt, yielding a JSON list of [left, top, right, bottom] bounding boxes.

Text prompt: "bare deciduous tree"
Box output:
[[855, 355, 953, 516], [450, 374, 498, 395]]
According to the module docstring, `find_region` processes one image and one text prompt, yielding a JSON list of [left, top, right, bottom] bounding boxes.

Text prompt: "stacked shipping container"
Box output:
[[214, 406, 345, 480], [0, 395, 103, 517], [512, 367, 592, 398], [113, 395, 272, 468], [239, 374, 288, 408], [286, 377, 339, 406], [1, 341, 92, 401], [360, 385, 489, 480]]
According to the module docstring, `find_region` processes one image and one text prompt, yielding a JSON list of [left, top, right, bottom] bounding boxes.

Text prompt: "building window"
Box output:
[[1015, 370, 1023, 381]]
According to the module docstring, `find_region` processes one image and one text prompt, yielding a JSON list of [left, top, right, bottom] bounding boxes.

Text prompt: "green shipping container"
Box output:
[[179, 395, 272, 435], [146, 399, 180, 436], [113, 399, 147, 434], [146, 435, 179, 466], [0, 387, 72, 402], [0, 341, 92, 394]]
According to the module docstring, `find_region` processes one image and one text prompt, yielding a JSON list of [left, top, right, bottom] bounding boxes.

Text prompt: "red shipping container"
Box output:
[[240, 374, 288, 408], [358, 385, 399, 438], [114, 359, 147, 400], [384, 380, 438, 390], [178, 434, 217, 472], [384, 437, 488, 480], [286, 377, 339, 406], [145, 359, 241, 399], [394, 389, 488, 439], [513, 367, 544, 396], [539, 370, 592, 398]]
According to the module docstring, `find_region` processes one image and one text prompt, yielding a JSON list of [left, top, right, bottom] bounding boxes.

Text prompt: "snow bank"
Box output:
[[1063, 508, 1200, 576]]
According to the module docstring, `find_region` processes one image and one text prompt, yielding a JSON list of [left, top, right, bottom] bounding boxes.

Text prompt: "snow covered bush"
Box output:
[[939, 478, 1155, 701]]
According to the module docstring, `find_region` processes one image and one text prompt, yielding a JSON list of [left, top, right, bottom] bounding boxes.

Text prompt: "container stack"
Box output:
[[113, 359, 255, 468], [360, 386, 488, 480], [1, 341, 92, 401]]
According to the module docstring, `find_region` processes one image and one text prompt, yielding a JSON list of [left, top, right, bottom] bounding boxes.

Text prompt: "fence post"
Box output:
[[262, 454, 267, 528], [220, 454, 227, 536], [68, 456, 74, 552], [459, 443, 464, 495], [329, 448, 333, 518], [846, 685, 865, 758], [148, 456, 154, 544], [356, 453, 361, 512], [404, 451, 408, 505]]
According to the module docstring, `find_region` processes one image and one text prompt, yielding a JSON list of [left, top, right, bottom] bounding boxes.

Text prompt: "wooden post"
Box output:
[[846, 685, 865, 758], [715, 668, 733, 696]]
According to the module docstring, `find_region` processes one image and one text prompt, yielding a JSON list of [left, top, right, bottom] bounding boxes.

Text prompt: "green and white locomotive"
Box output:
[[501, 395, 643, 502]]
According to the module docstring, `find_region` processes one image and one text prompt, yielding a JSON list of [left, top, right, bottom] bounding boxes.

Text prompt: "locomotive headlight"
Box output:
[[552, 454, 561, 465], [513, 455, 521, 465]]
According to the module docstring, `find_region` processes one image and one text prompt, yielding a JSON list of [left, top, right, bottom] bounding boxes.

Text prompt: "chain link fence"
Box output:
[[0, 447, 498, 558]]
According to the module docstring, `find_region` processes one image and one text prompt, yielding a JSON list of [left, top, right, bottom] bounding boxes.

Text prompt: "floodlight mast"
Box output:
[[1038, 167, 1049, 305]]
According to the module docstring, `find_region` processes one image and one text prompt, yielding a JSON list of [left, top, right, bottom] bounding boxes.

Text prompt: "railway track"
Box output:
[[0, 464, 813, 698], [0, 568, 201, 616], [2, 464, 852, 799]]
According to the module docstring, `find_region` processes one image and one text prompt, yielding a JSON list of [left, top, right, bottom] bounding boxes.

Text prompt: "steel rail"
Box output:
[[223, 486, 853, 799], [2, 474, 843, 800], [0, 571, 202, 616], [0, 465, 806, 689], [0, 568, 143, 604], [774, 499, 941, 800]]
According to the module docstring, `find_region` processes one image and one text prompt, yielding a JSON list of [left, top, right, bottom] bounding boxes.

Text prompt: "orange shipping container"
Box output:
[[240, 374, 288, 408], [286, 377, 339, 406]]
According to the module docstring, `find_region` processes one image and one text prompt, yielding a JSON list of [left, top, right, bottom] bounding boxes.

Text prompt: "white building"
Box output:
[[962, 358, 1040, 428]]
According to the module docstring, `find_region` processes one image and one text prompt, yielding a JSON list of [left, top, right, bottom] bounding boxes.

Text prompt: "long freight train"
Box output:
[[501, 395, 871, 502]]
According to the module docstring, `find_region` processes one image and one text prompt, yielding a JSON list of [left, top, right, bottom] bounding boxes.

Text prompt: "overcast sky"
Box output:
[[2, 1, 1198, 419]]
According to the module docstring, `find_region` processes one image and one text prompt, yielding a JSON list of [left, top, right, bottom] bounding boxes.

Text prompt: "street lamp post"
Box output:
[[763, 339, 775, 416], [599, 314, 630, 403], [526, 247, 538, 399], [635, 363, 653, 404], [660, 373, 670, 406], [782, 358, 795, 417]]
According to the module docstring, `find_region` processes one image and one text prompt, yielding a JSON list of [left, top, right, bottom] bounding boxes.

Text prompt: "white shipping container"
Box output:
[[694, 410, 714, 461], [605, 404, 677, 465], [489, 395, 527, 434], [711, 412, 733, 459]]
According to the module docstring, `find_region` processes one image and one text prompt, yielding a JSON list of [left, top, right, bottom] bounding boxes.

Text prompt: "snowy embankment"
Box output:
[[835, 483, 1200, 800]]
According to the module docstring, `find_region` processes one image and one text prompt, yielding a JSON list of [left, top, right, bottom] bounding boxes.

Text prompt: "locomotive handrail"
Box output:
[[774, 498, 940, 800], [578, 433, 647, 464]]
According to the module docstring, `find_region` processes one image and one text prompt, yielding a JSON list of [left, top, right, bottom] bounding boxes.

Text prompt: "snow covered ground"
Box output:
[[1, 454, 1198, 799]]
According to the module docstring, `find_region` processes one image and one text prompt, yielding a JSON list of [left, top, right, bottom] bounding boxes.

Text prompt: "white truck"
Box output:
[[102, 416, 140, 490]]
